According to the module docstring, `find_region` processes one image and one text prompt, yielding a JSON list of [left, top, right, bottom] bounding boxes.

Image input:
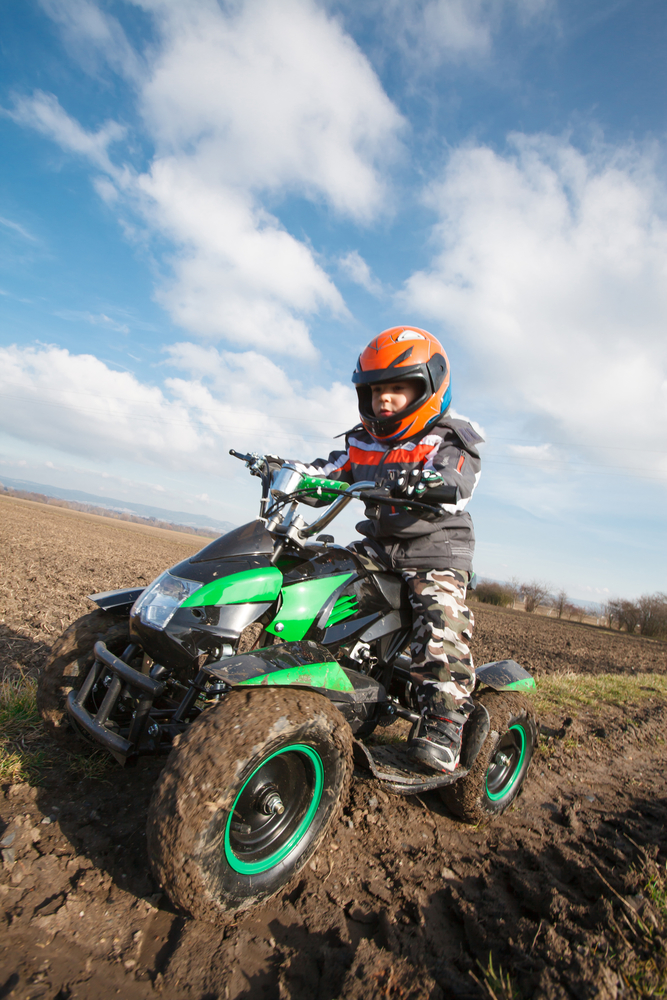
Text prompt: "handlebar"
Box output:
[[230, 448, 460, 532]]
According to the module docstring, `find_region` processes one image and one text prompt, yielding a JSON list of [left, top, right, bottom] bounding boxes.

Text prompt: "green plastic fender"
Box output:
[[475, 659, 536, 692], [266, 573, 354, 642], [238, 661, 354, 692], [205, 641, 355, 693], [181, 567, 283, 607]]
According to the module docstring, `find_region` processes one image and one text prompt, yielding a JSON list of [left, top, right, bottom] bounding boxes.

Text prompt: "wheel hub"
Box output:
[[224, 744, 324, 875], [257, 787, 285, 816]]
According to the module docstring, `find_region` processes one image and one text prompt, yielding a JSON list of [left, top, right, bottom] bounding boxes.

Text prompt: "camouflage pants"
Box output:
[[349, 543, 475, 718], [402, 569, 476, 717]]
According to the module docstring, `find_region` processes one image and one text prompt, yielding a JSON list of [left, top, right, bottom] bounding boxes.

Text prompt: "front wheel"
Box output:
[[439, 691, 537, 823], [36, 610, 130, 744], [147, 688, 353, 922]]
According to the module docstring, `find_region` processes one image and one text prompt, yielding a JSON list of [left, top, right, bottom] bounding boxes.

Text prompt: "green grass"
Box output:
[[0, 674, 44, 783], [472, 953, 521, 1000], [646, 865, 667, 923], [0, 673, 112, 784], [526, 672, 667, 717], [619, 861, 667, 997]]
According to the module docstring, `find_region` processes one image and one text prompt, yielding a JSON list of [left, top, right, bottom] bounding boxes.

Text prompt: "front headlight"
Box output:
[[131, 571, 203, 628]]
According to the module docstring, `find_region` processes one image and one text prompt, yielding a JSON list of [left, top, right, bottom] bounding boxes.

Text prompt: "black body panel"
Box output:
[[88, 587, 145, 615], [170, 555, 271, 584], [130, 601, 274, 679], [282, 545, 361, 582], [189, 520, 274, 561]]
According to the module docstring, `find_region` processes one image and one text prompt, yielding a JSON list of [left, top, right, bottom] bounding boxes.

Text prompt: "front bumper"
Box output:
[[67, 641, 166, 764]]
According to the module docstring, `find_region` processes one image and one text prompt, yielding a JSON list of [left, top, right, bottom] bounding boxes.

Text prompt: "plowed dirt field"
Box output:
[[2, 495, 667, 1000]]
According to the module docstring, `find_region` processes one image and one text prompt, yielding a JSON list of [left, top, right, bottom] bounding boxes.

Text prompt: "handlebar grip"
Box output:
[[422, 484, 460, 505]]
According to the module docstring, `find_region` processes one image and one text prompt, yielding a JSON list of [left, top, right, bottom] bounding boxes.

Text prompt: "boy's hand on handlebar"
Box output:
[[390, 468, 460, 508], [414, 469, 446, 496], [392, 468, 444, 498], [391, 468, 422, 497]]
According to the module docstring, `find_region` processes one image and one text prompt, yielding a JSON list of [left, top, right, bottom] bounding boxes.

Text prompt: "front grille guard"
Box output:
[[67, 641, 170, 765]]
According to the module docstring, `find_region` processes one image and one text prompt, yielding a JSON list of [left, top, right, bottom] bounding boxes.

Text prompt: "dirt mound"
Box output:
[[2, 497, 667, 998]]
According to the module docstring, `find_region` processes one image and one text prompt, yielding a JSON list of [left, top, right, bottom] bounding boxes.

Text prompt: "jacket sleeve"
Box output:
[[424, 421, 483, 513], [289, 446, 354, 484]]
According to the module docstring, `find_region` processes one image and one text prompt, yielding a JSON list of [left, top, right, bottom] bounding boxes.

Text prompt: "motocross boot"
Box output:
[[407, 709, 467, 773]]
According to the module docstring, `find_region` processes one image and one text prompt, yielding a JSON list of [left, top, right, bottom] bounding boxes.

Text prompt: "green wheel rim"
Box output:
[[485, 724, 526, 802], [224, 744, 324, 875]]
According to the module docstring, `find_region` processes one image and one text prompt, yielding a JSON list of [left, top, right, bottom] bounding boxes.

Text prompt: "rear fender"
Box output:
[[88, 587, 145, 615], [475, 659, 535, 692], [204, 640, 355, 694]]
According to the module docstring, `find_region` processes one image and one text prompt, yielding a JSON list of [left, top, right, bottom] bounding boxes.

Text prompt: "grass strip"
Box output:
[[526, 672, 667, 717], [0, 673, 112, 784]]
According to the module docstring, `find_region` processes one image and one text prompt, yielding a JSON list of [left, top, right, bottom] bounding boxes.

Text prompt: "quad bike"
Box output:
[[37, 452, 538, 922]]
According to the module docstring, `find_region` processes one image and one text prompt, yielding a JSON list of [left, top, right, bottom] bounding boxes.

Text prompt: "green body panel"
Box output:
[[267, 573, 353, 642], [325, 594, 359, 627], [237, 660, 354, 692], [182, 567, 283, 607], [503, 677, 537, 692], [296, 476, 345, 504]]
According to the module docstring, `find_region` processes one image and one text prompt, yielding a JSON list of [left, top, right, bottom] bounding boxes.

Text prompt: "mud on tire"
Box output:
[[36, 610, 130, 744], [440, 690, 537, 824], [147, 687, 353, 923]]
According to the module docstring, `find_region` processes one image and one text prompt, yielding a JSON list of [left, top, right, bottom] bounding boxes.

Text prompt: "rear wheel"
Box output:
[[36, 610, 130, 744], [439, 691, 537, 823], [147, 687, 352, 922]]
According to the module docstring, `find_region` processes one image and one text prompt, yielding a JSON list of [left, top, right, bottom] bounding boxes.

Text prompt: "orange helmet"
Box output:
[[351, 326, 451, 443]]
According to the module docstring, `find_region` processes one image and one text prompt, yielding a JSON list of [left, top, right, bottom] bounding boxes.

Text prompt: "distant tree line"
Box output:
[[603, 595, 667, 638], [471, 576, 667, 638], [0, 483, 218, 539], [472, 578, 558, 613]]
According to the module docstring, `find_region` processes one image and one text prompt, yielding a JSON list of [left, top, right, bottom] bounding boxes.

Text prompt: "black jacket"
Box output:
[[294, 416, 483, 572]]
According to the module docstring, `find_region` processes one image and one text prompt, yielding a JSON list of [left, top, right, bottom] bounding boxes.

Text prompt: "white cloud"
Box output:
[[138, 0, 402, 217], [164, 341, 359, 456], [338, 250, 383, 295], [334, 0, 553, 67], [0, 215, 38, 242], [6, 90, 126, 176], [55, 310, 130, 334], [508, 443, 553, 461], [38, 0, 143, 81], [135, 160, 343, 355], [403, 133, 667, 482], [0, 343, 358, 474], [28, 0, 404, 355]]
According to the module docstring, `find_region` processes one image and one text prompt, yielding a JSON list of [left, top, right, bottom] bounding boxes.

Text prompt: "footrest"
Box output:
[[353, 740, 468, 795]]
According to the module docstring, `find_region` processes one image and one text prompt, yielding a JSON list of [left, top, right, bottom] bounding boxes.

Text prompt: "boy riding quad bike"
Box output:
[[37, 328, 537, 923]]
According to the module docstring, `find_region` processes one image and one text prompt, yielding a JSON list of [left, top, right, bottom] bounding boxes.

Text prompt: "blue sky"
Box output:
[[1, 0, 665, 603]]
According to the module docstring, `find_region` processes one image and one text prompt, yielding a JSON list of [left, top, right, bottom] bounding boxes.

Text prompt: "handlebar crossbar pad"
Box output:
[[297, 476, 346, 504]]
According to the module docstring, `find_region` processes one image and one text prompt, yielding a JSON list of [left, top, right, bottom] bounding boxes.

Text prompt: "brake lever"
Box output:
[[229, 448, 266, 477], [229, 448, 253, 463]]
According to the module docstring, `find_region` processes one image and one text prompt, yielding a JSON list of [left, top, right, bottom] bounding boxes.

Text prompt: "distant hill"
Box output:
[[0, 476, 235, 537]]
